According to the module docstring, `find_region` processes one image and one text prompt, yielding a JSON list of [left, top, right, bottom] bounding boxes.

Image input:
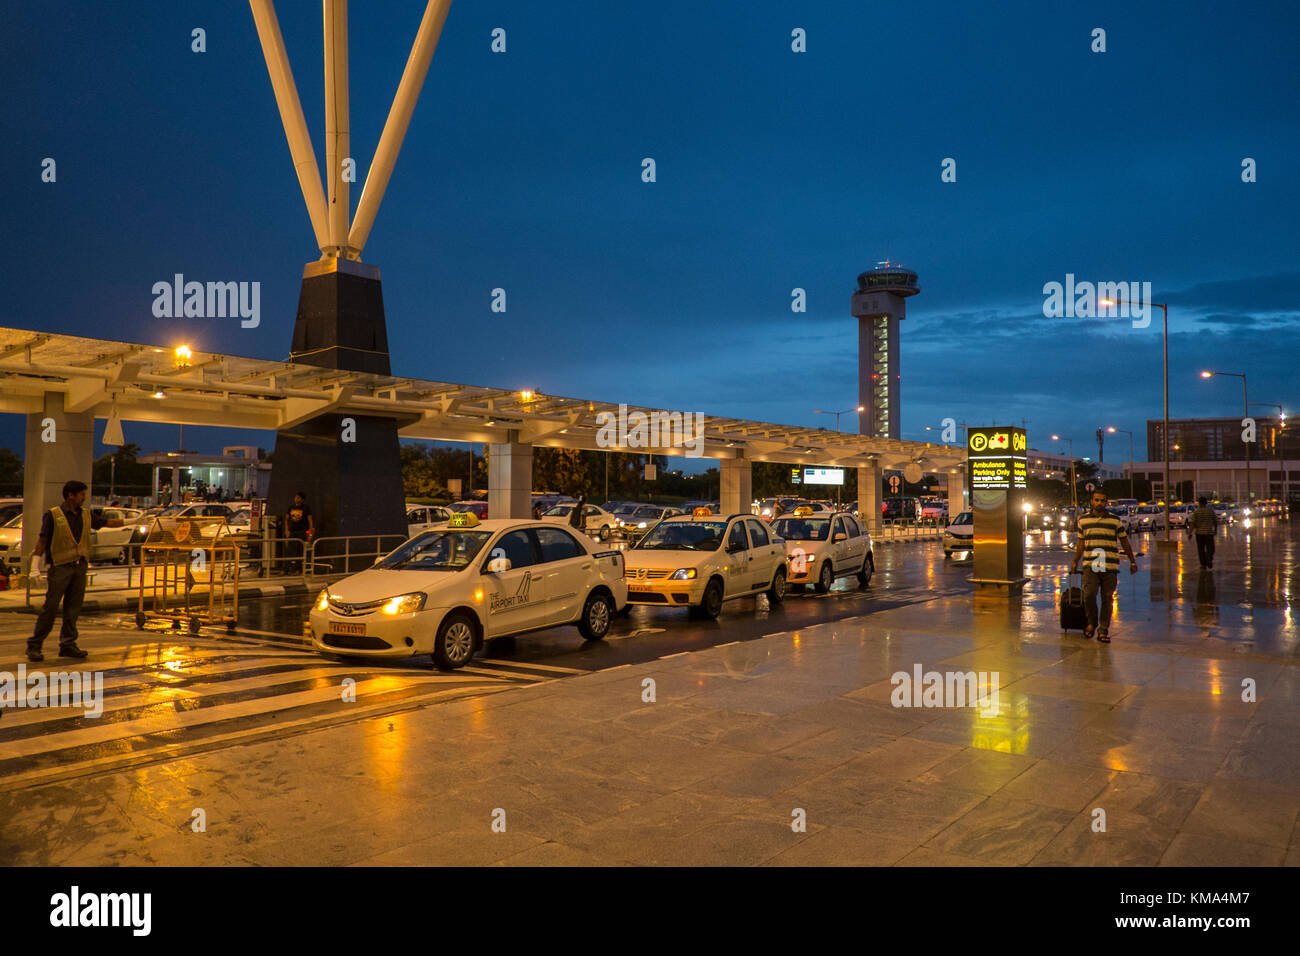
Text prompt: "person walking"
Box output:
[[568, 494, 586, 532], [1069, 490, 1138, 643], [27, 480, 92, 662], [1187, 496, 1218, 569]]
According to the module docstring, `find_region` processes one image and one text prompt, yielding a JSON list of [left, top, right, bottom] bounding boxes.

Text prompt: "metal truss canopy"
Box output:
[[0, 327, 964, 472]]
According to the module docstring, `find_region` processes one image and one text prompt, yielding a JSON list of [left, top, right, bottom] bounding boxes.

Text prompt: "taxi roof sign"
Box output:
[[448, 511, 480, 528], [692, 506, 713, 517], [792, 506, 814, 516]]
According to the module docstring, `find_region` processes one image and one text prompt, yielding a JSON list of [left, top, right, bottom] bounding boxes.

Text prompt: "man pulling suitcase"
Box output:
[[1069, 490, 1139, 642]]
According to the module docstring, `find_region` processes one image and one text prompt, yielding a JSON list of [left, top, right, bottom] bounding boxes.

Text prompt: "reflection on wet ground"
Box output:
[[1, 519, 1296, 865]]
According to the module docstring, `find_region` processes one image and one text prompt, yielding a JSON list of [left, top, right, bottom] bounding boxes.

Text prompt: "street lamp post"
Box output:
[[1201, 370, 1251, 509], [1247, 402, 1286, 507], [1107, 426, 1135, 500], [1102, 298, 1171, 543], [1052, 434, 1076, 509], [814, 405, 865, 433]]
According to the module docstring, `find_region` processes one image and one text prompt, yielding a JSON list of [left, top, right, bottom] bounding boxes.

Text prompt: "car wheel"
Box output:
[[578, 590, 613, 641], [766, 566, 787, 605], [112, 549, 126, 565], [699, 578, 724, 620], [433, 612, 476, 670], [598, 525, 610, 541], [134, 611, 147, 629], [188, 616, 201, 636], [857, 552, 874, 587], [814, 561, 834, 594]]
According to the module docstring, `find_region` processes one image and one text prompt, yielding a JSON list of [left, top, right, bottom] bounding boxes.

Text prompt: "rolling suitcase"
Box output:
[[1059, 572, 1088, 634]]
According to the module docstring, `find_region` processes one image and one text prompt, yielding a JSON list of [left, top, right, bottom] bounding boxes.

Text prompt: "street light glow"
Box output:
[[1201, 370, 1214, 378]]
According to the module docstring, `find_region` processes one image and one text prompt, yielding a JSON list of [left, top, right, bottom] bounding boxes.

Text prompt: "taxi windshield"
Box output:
[[636, 520, 727, 551], [376, 530, 493, 571], [770, 517, 829, 541]]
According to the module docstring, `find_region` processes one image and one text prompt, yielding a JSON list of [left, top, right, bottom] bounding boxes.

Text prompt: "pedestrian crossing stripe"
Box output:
[[0, 635, 566, 792]]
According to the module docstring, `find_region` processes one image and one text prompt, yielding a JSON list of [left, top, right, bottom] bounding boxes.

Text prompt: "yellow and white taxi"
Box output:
[[769, 507, 874, 592], [308, 512, 627, 670], [622, 508, 788, 619]]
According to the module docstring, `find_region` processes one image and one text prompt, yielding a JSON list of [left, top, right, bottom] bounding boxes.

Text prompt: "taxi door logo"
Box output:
[[489, 570, 533, 613]]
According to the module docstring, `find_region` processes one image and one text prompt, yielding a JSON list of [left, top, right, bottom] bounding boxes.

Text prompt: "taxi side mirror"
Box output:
[[833, 533, 847, 543], [486, 556, 512, 573]]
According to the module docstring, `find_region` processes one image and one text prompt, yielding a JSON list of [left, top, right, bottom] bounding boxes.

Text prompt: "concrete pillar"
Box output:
[[719, 457, 752, 517], [488, 440, 532, 520], [946, 467, 966, 518], [857, 461, 883, 534], [22, 392, 94, 571]]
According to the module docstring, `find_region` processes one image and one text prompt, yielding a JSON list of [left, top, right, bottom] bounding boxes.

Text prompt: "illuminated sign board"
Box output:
[[967, 426, 1027, 491], [803, 468, 844, 486], [790, 468, 801, 485]]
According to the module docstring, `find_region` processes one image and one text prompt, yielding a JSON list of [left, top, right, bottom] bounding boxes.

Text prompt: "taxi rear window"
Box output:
[[770, 517, 829, 540], [635, 521, 727, 551]]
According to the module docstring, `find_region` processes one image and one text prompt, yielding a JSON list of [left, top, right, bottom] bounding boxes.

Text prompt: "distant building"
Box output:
[[1139, 416, 1296, 503], [850, 264, 920, 440]]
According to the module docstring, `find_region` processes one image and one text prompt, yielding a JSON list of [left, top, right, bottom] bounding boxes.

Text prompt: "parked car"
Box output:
[[882, 496, 921, 521], [406, 504, 451, 536], [1134, 505, 1166, 532], [541, 503, 618, 540], [447, 501, 488, 520], [623, 511, 788, 619], [943, 510, 973, 558], [770, 507, 873, 591], [309, 512, 627, 669]]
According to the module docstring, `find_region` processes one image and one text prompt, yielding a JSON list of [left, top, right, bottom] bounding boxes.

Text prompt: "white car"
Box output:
[[540, 503, 618, 541], [406, 504, 451, 536], [623, 509, 788, 619], [1167, 504, 1191, 529], [0, 509, 136, 570], [1134, 505, 1166, 532], [308, 513, 627, 670], [770, 508, 874, 592], [943, 511, 973, 558]]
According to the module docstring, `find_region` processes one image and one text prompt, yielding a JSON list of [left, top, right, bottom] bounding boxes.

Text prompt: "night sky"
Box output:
[[4, 0, 1298, 466]]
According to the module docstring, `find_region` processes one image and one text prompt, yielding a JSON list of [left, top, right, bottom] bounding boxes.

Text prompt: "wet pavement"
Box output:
[[1, 518, 1297, 865]]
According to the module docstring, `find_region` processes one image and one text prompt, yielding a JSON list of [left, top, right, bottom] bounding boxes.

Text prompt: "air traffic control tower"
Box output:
[[850, 263, 920, 439]]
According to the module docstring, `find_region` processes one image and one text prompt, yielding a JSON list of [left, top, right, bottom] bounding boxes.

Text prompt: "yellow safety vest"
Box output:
[[48, 506, 91, 566]]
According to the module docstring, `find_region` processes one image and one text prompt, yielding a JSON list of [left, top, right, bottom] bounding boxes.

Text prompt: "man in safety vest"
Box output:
[[27, 479, 92, 662]]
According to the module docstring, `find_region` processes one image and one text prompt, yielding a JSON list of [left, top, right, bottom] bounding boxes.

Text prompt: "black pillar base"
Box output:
[[268, 259, 406, 547]]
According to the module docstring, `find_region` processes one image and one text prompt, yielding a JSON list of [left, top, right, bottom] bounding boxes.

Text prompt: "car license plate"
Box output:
[[330, 622, 366, 636], [628, 583, 652, 592]]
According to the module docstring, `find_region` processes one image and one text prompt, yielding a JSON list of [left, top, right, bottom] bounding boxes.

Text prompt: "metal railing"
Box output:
[[20, 531, 407, 609]]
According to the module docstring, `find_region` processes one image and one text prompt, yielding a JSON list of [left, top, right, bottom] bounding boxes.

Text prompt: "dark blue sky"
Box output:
[[4, 0, 1298, 465]]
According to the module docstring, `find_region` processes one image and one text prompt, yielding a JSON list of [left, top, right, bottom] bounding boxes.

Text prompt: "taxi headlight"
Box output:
[[669, 568, 697, 580], [315, 588, 330, 611], [637, 521, 648, 529], [382, 592, 427, 615]]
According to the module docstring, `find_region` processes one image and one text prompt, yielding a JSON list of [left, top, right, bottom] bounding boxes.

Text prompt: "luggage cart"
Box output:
[[135, 516, 241, 635]]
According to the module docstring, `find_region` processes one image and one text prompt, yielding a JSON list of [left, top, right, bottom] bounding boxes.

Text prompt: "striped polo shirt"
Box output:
[[1076, 510, 1128, 572], [1189, 505, 1218, 534]]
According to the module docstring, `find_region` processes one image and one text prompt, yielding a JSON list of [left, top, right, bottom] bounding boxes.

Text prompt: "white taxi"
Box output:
[[622, 508, 788, 619], [308, 513, 628, 670], [769, 507, 874, 592]]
